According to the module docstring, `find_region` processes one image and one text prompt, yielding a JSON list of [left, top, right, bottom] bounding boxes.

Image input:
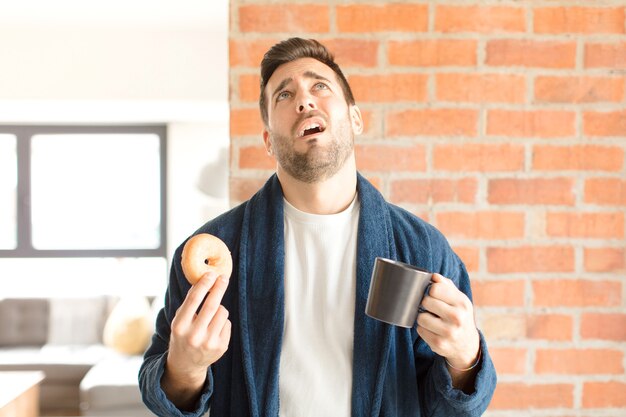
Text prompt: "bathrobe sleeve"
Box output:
[[138, 242, 215, 417], [413, 231, 497, 417]]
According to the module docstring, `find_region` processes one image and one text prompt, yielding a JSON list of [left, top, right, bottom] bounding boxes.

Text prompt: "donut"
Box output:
[[181, 233, 233, 285]]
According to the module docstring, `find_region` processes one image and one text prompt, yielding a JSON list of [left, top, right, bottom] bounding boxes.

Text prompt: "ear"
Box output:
[[350, 105, 364, 135], [263, 128, 273, 156]]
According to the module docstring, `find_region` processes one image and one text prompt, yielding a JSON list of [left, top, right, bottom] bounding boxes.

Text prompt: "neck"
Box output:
[[277, 155, 357, 215]]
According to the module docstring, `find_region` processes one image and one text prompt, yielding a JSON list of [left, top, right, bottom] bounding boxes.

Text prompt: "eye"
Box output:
[[277, 91, 291, 102], [313, 82, 329, 91]]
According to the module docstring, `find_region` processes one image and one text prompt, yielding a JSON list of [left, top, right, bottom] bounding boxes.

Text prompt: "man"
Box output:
[[140, 38, 497, 417]]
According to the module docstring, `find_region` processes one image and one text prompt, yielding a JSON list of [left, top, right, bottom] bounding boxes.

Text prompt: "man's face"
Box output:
[[262, 58, 363, 183]]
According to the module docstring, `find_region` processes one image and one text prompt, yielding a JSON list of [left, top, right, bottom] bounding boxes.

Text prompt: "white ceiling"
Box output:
[[0, 0, 228, 30], [0, 0, 229, 122]]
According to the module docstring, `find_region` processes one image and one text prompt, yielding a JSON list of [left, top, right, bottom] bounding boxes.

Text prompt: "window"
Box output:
[[0, 134, 17, 250], [0, 126, 167, 297]]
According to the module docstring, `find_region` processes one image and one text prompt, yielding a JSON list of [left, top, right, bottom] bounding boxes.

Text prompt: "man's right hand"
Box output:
[[161, 271, 232, 410]]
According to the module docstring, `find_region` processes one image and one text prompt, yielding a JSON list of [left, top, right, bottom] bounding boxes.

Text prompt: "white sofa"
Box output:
[[80, 355, 153, 417], [0, 297, 154, 416]]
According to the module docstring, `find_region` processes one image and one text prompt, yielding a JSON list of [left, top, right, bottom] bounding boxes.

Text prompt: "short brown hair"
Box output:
[[259, 38, 355, 126]]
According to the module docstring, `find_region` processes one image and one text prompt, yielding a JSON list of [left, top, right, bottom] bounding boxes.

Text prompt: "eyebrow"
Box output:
[[271, 71, 332, 100]]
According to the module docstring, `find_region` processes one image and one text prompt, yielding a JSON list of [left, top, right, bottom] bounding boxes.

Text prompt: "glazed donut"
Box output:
[[181, 233, 233, 285]]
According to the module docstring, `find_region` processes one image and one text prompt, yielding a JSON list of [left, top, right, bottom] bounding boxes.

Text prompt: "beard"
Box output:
[[269, 111, 354, 184]]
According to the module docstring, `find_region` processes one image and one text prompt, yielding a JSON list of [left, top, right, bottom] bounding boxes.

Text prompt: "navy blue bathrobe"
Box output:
[[139, 173, 497, 416]]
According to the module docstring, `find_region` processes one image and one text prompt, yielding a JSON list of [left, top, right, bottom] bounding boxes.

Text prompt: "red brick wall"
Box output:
[[229, 1, 626, 414]]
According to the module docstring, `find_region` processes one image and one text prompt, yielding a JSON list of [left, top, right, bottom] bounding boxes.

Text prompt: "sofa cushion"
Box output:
[[80, 355, 152, 415], [48, 297, 110, 345], [0, 298, 49, 346]]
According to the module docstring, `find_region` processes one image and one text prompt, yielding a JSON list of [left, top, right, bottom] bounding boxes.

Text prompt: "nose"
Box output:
[[296, 93, 316, 113]]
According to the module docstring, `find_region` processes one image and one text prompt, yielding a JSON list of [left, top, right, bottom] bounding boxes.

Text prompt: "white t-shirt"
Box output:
[[279, 195, 360, 417]]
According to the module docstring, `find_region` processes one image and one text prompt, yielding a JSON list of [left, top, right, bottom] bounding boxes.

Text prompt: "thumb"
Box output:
[[433, 273, 456, 286], [431, 273, 444, 283]]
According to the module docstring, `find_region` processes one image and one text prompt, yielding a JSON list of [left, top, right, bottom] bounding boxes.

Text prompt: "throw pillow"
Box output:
[[102, 296, 153, 355]]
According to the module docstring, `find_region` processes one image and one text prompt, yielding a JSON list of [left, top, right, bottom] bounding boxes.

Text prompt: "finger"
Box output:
[[431, 273, 444, 283], [420, 294, 454, 321], [432, 273, 461, 291], [416, 325, 448, 357], [416, 310, 446, 336], [428, 275, 465, 307], [213, 319, 232, 358], [416, 323, 437, 342], [205, 305, 229, 341], [195, 275, 230, 328], [176, 272, 219, 324], [220, 319, 232, 342]]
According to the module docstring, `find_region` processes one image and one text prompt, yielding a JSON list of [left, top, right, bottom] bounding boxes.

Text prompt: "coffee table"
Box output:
[[0, 371, 45, 417]]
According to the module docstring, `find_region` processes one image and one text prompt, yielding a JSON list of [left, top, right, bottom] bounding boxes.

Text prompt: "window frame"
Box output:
[[0, 125, 167, 258]]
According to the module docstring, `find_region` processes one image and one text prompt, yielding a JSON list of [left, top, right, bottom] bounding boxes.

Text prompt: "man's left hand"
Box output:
[[416, 273, 480, 369]]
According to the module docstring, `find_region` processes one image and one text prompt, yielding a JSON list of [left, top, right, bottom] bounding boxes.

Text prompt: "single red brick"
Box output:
[[535, 349, 623, 374], [487, 109, 575, 138], [581, 313, 626, 341], [480, 313, 527, 340], [488, 178, 575, 206], [355, 144, 426, 172], [584, 110, 626, 137], [323, 39, 379, 68], [238, 145, 274, 170], [387, 109, 478, 137], [239, 73, 261, 102], [436, 73, 525, 103], [533, 145, 623, 172], [436, 5, 525, 33], [546, 212, 624, 239], [490, 383, 574, 409], [585, 42, 626, 69], [535, 76, 625, 103], [389, 40, 477, 67], [533, 279, 622, 307], [230, 108, 264, 136], [390, 178, 478, 204], [453, 246, 480, 273], [433, 144, 524, 172], [583, 381, 626, 408], [488, 348, 527, 375], [488, 246, 575, 273], [527, 314, 573, 341], [229, 38, 279, 67], [239, 4, 330, 33], [336, 4, 428, 33], [486, 39, 576, 68], [349, 74, 428, 103], [436, 211, 525, 239], [584, 247, 626, 272], [584, 178, 626, 205], [534, 7, 625, 34], [471, 279, 525, 307]]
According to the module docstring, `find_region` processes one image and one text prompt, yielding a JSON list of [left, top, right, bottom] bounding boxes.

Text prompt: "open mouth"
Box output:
[[297, 119, 327, 138]]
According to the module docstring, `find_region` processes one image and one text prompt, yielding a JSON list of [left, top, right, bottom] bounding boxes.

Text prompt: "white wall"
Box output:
[[0, 28, 225, 101], [168, 123, 229, 253], [0, 5, 230, 294]]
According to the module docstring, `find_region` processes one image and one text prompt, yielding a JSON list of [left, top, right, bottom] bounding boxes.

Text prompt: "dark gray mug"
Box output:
[[365, 257, 432, 328]]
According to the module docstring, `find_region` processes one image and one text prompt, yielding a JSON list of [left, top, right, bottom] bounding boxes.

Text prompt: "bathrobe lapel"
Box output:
[[351, 173, 395, 417], [237, 174, 395, 417], [238, 175, 285, 417]]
